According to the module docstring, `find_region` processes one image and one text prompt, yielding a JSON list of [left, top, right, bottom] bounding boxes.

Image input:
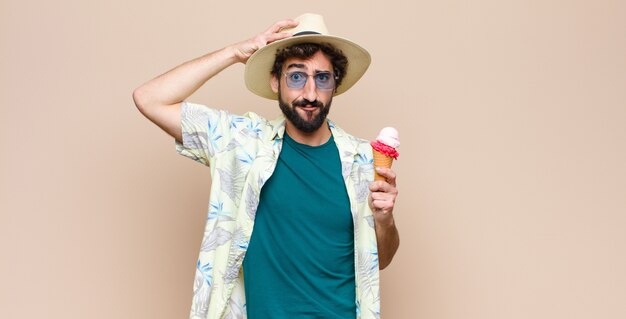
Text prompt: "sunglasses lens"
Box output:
[[314, 73, 334, 90], [286, 72, 307, 88]]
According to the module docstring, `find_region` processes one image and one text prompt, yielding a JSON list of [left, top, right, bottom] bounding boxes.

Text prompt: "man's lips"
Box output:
[[298, 105, 319, 111]]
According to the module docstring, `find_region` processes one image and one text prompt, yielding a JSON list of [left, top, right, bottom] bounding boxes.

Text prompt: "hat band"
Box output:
[[293, 31, 322, 36]]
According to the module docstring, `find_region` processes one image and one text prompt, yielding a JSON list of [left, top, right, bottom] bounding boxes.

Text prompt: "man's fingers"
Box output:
[[370, 191, 395, 201], [255, 19, 298, 48], [266, 19, 298, 34], [265, 32, 293, 44], [368, 180, 397, 194], [375, 167, 397, 186], [236, 18, 297, 64], [368, 168, 398, 218], [370, 198, 394, 211], [368, 181, 386, 192]]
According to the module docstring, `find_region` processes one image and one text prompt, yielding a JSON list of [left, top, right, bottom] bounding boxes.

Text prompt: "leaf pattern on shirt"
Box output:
[[230, 227, 249, 251], [206, 112, 226, 152], [191, 270, 210, 318], [223, 138, 242, 153], [222, 229, 248, 284], [223, 257, 242, 284], [208, 200, 235, 222], [193, 269, 204, 291], [217, 164, 245, 204], [223, 296, 245, 319], [341, 160, 352, 180], [356, 160, 374, 180], [368, 295, 381, 319], [237, 151, 255, 166], [357, 248, 379, 299], [355, 179, 371, 203], [200, 227, 233, 252], [245, 186, 258, 220], [183, 104, 216, 157], [240, 126, 263, 140], [230, 114, 263, 141], [183, 130, 210, 154], [199, 259, 213, 276], [355, 152, 373, 164]]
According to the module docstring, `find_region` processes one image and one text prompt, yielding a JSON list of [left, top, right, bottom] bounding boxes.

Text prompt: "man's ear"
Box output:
[[270, 75, 279, 93]]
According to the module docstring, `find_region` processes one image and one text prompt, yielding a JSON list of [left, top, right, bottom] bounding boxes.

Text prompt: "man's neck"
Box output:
[[284, 121, 332, 146]]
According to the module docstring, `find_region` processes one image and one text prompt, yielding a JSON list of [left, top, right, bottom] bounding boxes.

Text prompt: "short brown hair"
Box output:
[[271, 42, 348, 89]]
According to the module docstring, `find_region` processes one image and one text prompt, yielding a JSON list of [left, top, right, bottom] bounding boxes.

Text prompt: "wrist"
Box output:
[[222, 45, 244, 64], [374, 212, 395, 228], [227, 40, 254, 64]]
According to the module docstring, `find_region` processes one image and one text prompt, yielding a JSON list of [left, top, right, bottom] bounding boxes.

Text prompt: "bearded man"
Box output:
[[133, 13, 399, 319]]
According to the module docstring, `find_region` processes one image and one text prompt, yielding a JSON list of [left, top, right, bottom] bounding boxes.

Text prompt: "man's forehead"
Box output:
[[282, 52, 333, 71]]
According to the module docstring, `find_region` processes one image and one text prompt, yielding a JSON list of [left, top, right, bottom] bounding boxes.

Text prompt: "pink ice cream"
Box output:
[[370, 127, 400, 159]]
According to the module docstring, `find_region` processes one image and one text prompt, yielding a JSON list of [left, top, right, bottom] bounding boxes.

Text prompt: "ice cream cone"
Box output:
[[371, 127, 399, 181], [373, 149, 394, 181]]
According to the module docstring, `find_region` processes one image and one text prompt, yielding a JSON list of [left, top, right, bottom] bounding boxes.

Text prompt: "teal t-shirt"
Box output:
[[242, 132, 356, 318]]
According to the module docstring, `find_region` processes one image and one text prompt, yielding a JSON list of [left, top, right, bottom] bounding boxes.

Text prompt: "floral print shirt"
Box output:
[[176, 102, 380, 319]]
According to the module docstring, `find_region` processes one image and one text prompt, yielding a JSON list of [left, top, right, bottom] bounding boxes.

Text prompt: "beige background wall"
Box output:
[[1, 0, 625, 318]]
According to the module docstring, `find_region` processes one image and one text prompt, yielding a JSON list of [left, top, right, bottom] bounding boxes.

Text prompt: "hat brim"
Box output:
[[244, 34, 371, 100]]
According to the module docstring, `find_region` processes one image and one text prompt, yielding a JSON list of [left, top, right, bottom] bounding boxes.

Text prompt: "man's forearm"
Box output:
[[133, 18, 298, 110], [376, 218, 399, 270], [133, 45, 240, 110], [132, 20, 297, 141]]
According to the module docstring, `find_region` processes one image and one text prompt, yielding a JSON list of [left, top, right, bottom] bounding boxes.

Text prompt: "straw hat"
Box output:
[[244, 13, 371, 100]]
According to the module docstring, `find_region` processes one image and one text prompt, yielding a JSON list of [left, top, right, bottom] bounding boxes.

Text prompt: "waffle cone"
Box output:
[[373, 149, 394, 181]]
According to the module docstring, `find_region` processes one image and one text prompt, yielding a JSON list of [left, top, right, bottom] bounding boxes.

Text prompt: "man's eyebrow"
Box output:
[[286, 63, 306, 69], [285, 63, 332, 73]]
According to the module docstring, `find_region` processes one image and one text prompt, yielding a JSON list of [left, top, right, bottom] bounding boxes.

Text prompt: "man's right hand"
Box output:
[[232, 19, 299, 63]]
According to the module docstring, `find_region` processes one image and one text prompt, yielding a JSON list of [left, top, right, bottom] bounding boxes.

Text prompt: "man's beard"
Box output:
[[278, 90, 332, 133]]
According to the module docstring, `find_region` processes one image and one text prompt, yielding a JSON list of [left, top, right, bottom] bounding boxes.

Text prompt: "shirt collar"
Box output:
[[269, 115, 286, 141], [328, 119, 359, 165]]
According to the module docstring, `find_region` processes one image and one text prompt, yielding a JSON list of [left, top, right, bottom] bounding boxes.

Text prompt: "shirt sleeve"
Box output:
[[175, 102, 223, 166]]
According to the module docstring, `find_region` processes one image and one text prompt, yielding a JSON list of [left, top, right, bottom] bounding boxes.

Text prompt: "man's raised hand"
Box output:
[[233, 19, 299, 63]]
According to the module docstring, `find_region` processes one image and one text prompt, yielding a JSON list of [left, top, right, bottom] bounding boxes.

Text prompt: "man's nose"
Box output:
[[301, 76, 318, 102]]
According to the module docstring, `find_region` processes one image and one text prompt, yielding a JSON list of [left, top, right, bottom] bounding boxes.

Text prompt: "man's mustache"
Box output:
[[292, 99, 323, 108]]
